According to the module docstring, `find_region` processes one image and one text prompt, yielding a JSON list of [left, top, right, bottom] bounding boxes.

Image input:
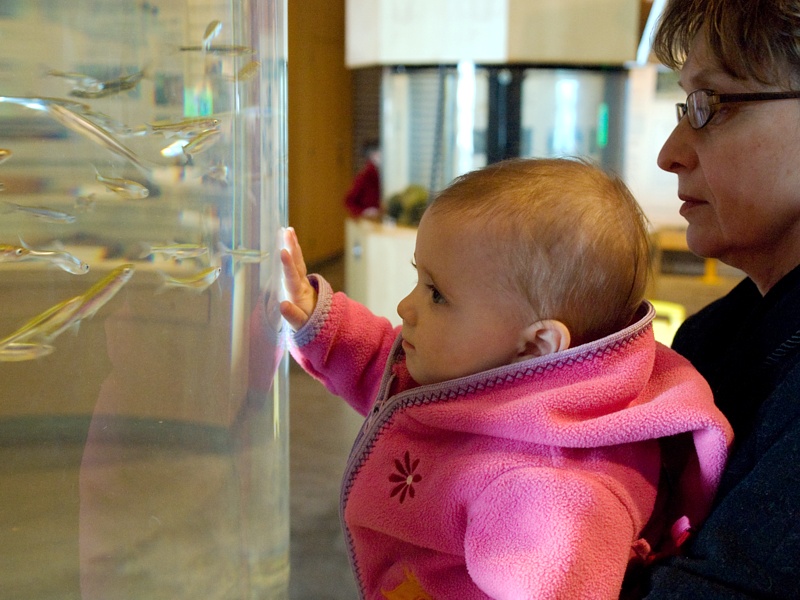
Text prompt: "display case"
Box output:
[[381, 63, 627, 204]]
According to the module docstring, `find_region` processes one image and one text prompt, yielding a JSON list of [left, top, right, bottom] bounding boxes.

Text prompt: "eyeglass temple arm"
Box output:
[[714, 90, 800, 103]]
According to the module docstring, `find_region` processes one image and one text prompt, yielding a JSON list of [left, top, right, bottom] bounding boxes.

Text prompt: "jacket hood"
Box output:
[[390, 302, 726, 451]]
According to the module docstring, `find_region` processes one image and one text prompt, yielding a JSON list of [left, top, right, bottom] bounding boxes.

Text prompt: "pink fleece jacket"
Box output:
[[289, 276, 733, 600]]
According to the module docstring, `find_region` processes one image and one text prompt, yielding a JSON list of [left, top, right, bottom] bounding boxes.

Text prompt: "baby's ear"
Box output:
[[516, 319, 571, 360]]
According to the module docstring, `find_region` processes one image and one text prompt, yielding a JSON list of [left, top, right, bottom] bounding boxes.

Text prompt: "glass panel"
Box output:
[[520, 67, 626, 173], [0, 0, 289, 598], [380, 65, 628, 216], [381, 65, 488, 224]]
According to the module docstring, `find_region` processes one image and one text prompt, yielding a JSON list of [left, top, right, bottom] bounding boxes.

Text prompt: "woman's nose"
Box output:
[[657, 119, 695, 173]]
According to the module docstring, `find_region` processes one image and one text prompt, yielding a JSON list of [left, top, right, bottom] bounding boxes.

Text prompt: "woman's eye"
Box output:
[[709, 105, 733, 125]]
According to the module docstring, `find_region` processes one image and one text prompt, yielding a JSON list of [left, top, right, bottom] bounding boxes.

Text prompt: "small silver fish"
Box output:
[[148, 117, 220, 139], [95, 172, 149, 199], [26, 250, 89, 274], [158, 266, 221, 292], [0, 149, 11, 164], [46, 102, 150, 175], [182, 128, 222, 158], [55, 263, 135, 330], [140, 242, 208, 260], [0, 342, 56, 362], [46, 69, 104, 93], [0, 244, 29, 262], [218, 242, 269, 263], [0, 265, 134, 353], [69, 70, 146, 99], [225, 60, 260, 83], [237, 60, 260, 81], [0, 295, 84, 347], [203, 20, 222, 49], [18, 238, 89, 275], [2, 201, 76, 224], [178, 44, 254, 55]]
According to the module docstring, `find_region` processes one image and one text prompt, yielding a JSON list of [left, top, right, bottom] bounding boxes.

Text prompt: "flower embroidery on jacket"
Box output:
[[389, 451, 421, 503]]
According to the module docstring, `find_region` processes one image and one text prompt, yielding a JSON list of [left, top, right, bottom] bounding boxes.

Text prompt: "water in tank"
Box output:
[[0, 0, 289, 598]]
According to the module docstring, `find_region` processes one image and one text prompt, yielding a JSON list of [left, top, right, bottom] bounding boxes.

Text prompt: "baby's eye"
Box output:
[[429, 286, 446, 305]]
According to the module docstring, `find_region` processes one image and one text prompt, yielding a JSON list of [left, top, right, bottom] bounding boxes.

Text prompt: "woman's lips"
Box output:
[[678, 194, 705, 216]]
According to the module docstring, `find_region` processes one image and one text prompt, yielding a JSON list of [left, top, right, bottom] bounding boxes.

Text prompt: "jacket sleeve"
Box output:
[[289, 274, 401, 416], [465, 467, 637, 600]]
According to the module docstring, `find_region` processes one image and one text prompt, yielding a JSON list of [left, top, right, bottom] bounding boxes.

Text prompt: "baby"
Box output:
[[280, 157, 733, 599]]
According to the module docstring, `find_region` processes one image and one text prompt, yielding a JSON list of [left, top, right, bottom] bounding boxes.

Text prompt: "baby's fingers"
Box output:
[[280, 299, 310, 331], [283, 227, 307, 278], [281, 248, 311, 302], [279, 241, 317, 322]]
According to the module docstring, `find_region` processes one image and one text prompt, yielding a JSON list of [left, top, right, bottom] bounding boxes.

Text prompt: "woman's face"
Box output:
[[657, 29, 800, 293]]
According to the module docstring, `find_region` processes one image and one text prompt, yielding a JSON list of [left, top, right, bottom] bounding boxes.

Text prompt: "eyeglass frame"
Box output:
[[676, 88, 800, 129]]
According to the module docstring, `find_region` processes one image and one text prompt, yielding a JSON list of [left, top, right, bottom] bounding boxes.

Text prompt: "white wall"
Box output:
[[346, 0, 639, 67], [624, 64, 685, 229]]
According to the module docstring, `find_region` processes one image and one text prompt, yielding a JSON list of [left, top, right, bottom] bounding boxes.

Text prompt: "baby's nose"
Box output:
[[397, 293, 414, 324]]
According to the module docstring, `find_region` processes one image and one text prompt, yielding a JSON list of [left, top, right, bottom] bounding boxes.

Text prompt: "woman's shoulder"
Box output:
[[671, 277, 759, 358]]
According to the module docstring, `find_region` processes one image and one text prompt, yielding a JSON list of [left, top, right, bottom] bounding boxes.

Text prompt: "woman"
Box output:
[[643, 1, 800, 598]]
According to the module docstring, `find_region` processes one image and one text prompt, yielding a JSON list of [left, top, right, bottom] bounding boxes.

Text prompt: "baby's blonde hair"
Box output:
[[427, 157, 651, 345]]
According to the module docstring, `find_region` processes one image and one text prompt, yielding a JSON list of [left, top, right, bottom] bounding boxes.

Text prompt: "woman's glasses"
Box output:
[[677, 88, 800, 129]]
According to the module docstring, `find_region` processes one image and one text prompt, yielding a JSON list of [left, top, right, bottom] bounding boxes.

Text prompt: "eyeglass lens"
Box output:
[[677, 89, 800, 129], [687, 90, 711, 128]]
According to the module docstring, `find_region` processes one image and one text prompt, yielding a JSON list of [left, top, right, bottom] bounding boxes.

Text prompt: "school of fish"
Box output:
[[0, 19, 268, 361]]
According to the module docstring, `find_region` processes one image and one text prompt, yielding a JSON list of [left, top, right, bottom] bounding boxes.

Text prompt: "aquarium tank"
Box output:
[[0, 0, 289, 598]]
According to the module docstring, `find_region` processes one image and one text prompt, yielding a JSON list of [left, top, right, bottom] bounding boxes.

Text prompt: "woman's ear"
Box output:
[[515, 319, 571, 360]]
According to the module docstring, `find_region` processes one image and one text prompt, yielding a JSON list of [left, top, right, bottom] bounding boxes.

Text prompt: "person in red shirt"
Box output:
[[344, 139, 381, 219]]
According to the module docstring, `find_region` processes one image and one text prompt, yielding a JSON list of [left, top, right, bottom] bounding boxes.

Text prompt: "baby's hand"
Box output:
[[279, 227, 318, 331]]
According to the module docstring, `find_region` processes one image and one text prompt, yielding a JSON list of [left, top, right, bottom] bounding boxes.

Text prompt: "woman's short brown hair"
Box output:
[[652, 0, 800, 86]]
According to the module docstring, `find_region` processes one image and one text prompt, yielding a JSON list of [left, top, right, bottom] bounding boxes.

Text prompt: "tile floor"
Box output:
[[288, 256, 361, 599], [289, 359, 361, 599]]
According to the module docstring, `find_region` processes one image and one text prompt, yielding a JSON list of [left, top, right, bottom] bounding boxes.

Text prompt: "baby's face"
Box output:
[[397, 211, 533, 386]]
